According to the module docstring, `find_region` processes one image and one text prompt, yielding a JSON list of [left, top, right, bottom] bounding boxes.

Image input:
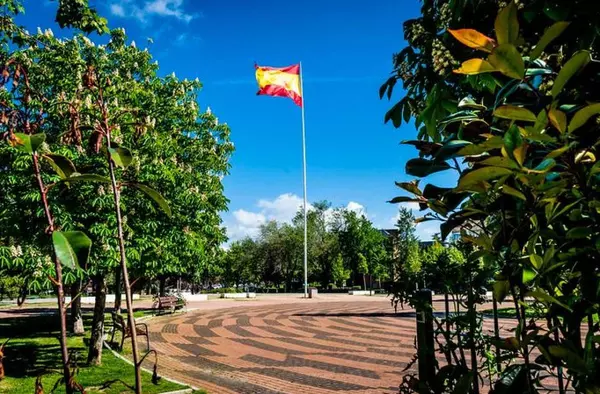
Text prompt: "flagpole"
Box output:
[[300, 61, 308, 299]]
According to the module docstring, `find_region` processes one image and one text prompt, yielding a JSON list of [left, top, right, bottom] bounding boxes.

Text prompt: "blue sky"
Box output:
[[25, 0, 457, 241]]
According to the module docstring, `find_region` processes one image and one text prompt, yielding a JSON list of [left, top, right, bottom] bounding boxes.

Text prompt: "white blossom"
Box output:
[[130, 40, 136, 48], [44, 28, 53, 38]]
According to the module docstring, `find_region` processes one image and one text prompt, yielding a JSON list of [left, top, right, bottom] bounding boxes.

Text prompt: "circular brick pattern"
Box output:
[[146, 300, 418, 394]]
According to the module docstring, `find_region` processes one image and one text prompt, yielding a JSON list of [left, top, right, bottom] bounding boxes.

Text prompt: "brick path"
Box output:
[[144, 298, 512, 394]]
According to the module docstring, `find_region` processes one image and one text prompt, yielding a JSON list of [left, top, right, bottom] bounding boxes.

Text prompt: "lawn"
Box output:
[[0, 310, 199, 394]]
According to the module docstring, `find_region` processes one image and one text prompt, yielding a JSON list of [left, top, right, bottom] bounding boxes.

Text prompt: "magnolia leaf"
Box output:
[[388, 196, 422, 204], [10, 133, 46, 154], [458, 136, 504, 156], [504, 125, 524, 162], [395, 180, 422, 196], [529, 254, 543, 270], [488, 44, 525, 80], [493, 280, 510, 302], [405, 158, 451, 177], [532, 158, 556, 172], [567, 103, 600, 133], [127, 183, 172, 217], [523, 268, 537, 283], [552, 51, 590, 98], [502, 185, 526, 201], [546, 145, 570, 159], [448, 29, 495, 52], [453, 59, 496, 75], [458, 97, 487, 110], [495, 2, 519, 45], [457, 167, 513, 190], [42, 154, 77, 179], [494, 106, 536, 122], [549, 346, 587, 374], [530, 22, 571, 60], [574, 150, 596, 164], [527, 289, 571, 311], [481, 156, 520, 169], [567, 227, 593, 239], [548, 108, 567, 133], [435, 140, 473, 160], [52, 231, 92, 270], [513, 143, 527, 167], [108, 146, 133, 168]]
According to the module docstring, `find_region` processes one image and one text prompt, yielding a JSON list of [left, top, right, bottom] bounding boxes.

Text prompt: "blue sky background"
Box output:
[[25, 0, 458, 241]]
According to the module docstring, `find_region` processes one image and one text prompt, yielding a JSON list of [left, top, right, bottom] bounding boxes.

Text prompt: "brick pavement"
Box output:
[[143, 298, 515, 394]]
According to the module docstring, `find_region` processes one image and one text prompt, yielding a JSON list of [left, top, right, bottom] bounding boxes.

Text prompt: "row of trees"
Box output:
[[0, 1, 232, 392], [220, 202, 465, 294]]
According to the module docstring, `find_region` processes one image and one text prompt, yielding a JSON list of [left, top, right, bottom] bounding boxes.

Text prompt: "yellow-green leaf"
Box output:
[[548, 108, 567, 133], [494, 105, 537, 122], [488, 44, 525, 79], [530, 22, 571, 60], [546, 145, 570, 159], [495, 2, 519, 45], [529, 254, 543, 269], [448, 29, 495, 52], [568, 103, 600, 133], [574, 150, 596, 164], [453, 58, 496, 75], [552, 51, 590, 98], [502, 184, 526, 201], [514, 143, 527, 166], [480, 156, 520, 169], [457, 167, 513, 191]]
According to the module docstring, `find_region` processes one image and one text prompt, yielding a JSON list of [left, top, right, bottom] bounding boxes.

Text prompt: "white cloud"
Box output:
[[109, 0, 197, 23], [257, 193, 307, 223], [110, 3, 126, 16], [233, 210, 266, 228], [225, 194, 372, 243]]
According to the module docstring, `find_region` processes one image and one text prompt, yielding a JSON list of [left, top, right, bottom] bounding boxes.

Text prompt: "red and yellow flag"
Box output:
[[255, 64, 302, 107]]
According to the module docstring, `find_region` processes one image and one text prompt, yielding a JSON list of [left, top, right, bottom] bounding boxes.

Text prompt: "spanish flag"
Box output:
[[255, 64, 302, 107]]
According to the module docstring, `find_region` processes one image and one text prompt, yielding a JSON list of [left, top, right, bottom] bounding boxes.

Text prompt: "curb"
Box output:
[[103, 340, 200, 393]]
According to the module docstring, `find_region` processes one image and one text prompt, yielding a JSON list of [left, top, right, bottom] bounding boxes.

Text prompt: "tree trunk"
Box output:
[[70, 281, 85, 336], [362, 274, 366, 291], [114, 266, 122, 314], [32, 153, 73, 394], [87, 275, 106, 365], [159, 277, 166, 297]]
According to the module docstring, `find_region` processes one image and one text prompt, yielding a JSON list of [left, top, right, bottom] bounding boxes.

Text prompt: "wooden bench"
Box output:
[[110, 312, 150, 351], [154, 295, 185, 314]]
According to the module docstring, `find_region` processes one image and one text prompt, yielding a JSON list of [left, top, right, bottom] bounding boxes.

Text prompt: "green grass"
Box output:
[[0, 312, 199, 394], [481, 307, 544, 319]]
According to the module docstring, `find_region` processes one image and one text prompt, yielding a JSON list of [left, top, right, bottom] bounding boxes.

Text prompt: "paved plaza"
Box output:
[[144, 296, 505, 394]]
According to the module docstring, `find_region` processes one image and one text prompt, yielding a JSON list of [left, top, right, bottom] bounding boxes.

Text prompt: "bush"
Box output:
[[201, 287, 241, 294], [352, 285, 362, 290]]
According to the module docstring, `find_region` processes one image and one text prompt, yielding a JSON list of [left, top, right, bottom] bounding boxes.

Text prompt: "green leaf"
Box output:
[[42, 154, 77, 179], [128, 183, 172, 217], [453, 58, 497, 75], [405, 158, 451, 177], [495, 2, 519, 45], [502, 185, 526, 200], [481, 157, 520, 169], [548, 108, 567, 133], [549, 345, 587, 374], [493, 280, 510, 302], [458, 97, 486, 110], [448, 29, 495, 52], [52, 231, 92, 270], [452, 372, 474, 394], [457, 136, 504, 156], [504, 124, 524, 154], [457, 167, 513, 191], [523, 268, 537, 283], [529, 254, 543, 269], [388, 196, 422, 204], [10, 133, 46, 154], [395, 180, 422, 196], [552, 51, 590, 98], [108, 146, 133, 168], [567, 103, 600, 133], [530, 22, 571, 60], [494, 106, 537, 122], [435, 140, 473, 160], [532, 158, 556, 172], [488, 44, 525, 80], [384, 100, 404, 128], [566, 227, 592, 239], [527, 289, 571, 311]]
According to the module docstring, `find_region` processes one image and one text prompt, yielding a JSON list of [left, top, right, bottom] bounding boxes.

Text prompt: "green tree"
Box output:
[[331, 253, 350, 287], [357, 253, 369, 290]]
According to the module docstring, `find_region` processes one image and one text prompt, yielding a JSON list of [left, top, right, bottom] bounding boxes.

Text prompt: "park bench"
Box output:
[[154, 295, 185, 314], [110, 312, 150, 351]]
